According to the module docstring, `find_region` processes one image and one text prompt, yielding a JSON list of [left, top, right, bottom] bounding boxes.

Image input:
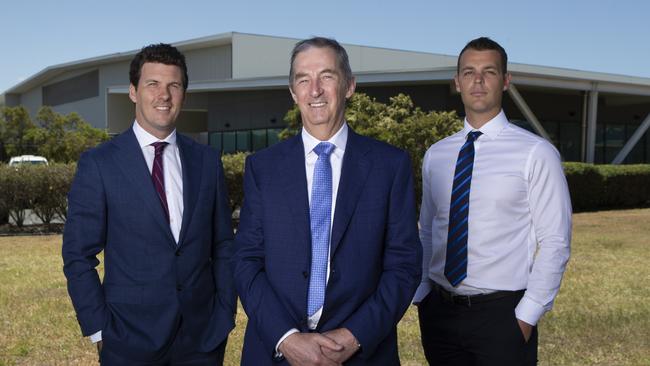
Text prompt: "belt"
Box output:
[[433, 283, 524, 307]]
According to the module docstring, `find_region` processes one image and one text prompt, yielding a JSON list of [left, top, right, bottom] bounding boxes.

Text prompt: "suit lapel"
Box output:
[[176, 135, 202, 247], [330, 130, 372, 256], [280, 136, 311, 247], [111, 129, 176, 246]]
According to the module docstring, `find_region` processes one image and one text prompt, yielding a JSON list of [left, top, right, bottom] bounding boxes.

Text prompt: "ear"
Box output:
[[289, 84, 298, 104], [128, 84, 137, 103], [454, 74, 461, 93], [502, 72, 512, 91], [345, 76, 356, 99]]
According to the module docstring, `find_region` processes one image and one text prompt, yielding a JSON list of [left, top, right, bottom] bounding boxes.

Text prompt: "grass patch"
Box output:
[[1, 209, 649, 365]]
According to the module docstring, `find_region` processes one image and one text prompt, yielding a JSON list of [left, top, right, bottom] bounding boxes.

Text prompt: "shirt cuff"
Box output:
[[275, 328, 300, 356], [412, 280, 432, 304], [89, 330, 102, 343], [515, 295, 546, 326]]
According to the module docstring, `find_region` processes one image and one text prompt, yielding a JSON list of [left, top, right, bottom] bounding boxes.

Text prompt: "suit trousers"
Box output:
[[418, 287, 538, 366], [99, 319, 227, 366]]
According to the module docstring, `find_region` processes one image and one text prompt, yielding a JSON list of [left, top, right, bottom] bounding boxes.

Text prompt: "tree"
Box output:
[[26, 106, 109, 163], [0, 106, 38, 161], [280, 92, 463, 207]]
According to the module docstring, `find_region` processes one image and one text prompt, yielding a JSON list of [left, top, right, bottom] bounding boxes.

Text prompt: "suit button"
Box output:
[[176, 285, 183, 292], [175, 251, 182, 256], [302, 271, 309, 278]]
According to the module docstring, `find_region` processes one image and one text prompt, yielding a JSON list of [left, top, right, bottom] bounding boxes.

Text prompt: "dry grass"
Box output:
[[1, 209, 649, 365]]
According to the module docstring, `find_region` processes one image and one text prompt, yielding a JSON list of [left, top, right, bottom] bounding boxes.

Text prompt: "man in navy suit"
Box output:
[[62, 44, 236, 365], [232, 37, 422, 365]]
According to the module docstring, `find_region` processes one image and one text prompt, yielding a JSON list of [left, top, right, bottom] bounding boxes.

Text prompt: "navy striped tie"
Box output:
[[445, 131, 482, 287]]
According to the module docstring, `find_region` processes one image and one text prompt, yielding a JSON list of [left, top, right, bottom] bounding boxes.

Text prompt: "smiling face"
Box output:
[[289, 46, 355, 140], [454, 49, 511, 128], [129, 62, 185, 139]]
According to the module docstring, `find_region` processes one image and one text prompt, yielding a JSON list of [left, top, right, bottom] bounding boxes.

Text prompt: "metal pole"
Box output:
[[611, 112, 650, 164], [585, 86, 599, 163], [507, 84, 552, 142]]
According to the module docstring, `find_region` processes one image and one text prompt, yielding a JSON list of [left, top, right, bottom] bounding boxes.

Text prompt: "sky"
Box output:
[[2, 0, 650, 93]]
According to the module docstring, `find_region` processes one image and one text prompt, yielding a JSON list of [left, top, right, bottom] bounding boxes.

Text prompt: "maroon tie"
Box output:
[[151, 141, 169, 223]]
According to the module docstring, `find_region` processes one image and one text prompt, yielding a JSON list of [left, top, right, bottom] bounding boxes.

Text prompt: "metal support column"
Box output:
[[507, 84, 552, 142], [581, 91, 588, 162], [611, 112, 650, 164], [585, 86, 599, 163]]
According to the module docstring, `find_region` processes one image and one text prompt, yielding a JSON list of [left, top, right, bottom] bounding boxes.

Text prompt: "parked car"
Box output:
[[8, 155, 49, 166]]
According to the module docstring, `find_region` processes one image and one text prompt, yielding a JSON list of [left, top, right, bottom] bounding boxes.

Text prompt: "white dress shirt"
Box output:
[[414, 110, 572, 326], [89, 121, 184, 343], [275, 123, 348, 351]]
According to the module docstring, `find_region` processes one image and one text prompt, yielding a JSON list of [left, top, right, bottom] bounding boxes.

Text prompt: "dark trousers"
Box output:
[[418, 288, 538, 366], [100, 325, 227, 366]]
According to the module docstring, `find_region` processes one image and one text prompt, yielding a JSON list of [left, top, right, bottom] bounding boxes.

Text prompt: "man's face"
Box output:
[[290, 47, 355, 136], [129, 62, 185, 139], [454, 49, 511, 125]]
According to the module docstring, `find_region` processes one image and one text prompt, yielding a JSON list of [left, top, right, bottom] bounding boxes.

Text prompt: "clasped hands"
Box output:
[[278, 327, 359, 366]]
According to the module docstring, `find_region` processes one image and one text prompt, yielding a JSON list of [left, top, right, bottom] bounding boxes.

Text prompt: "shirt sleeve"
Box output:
[[89, 330, 102, 343], [515, 141, 572, 325], [413, 148, 434, 303]]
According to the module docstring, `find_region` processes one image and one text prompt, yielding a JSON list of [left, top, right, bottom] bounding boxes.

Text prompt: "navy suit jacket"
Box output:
[[232, 129, 422, 365], [62, 128, 235, 361]]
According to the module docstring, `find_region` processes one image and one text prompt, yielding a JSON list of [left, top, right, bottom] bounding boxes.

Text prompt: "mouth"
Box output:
[[309, 102, 327, 108], [155, 106, 171, 111]]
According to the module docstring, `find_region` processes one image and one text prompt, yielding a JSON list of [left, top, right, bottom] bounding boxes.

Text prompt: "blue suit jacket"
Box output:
[[62, 128, 235, 361], [232, 130, 422, 365]]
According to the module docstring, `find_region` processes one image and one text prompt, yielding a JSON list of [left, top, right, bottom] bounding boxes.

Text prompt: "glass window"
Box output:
[[252, 130, 267, 151], [236, 131, 251, 151], [626, 124, 645, 164], [559, 122, 581, 162], [267, 128, 282, 146], [223, 132, 236, 154], [209, 132, 222, 151], [595, 124, 605, 163], [604, 124, 625, 163]]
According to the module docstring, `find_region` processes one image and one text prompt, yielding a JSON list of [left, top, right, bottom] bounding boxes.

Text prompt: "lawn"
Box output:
[[1, 209, 649, 365]]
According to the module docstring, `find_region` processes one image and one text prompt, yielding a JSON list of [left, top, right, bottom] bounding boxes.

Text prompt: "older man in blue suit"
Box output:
[[62, 44, 236, 365], [232, 37, 422, 365]]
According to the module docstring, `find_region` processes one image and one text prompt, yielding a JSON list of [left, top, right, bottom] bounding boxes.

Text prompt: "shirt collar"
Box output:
[[302, 122, 348, 157], [132, 120, 177, 148], [461, 110, 508, 141]]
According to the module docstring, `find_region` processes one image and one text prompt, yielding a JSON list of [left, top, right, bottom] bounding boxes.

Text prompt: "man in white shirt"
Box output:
[[415, 37, 572, 365], [62, 44, 236, 365], [232, 37, 422, 365]]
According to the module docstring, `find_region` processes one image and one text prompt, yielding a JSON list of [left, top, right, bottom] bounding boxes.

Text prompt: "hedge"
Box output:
[[563, 163, 650, 211], [1, 160, 649, 228]]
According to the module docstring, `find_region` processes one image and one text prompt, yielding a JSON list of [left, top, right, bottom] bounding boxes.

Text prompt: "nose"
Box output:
[[159, 86, 171, 100], [310, 78, 323, 97], [473, 73, 484, 84]]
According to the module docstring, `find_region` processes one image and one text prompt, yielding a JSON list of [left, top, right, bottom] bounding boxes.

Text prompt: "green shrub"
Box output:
[[598, 164, 650, 208], [221, 152, 249, 213], [28, 164, 75, 223], [0, 163, 75, 227], [563, 163, 650, 211], [0, 165, 32, 227], [563, 163, 604, 211]]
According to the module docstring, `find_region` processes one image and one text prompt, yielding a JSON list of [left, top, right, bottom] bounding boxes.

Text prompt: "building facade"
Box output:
[[3, 32, 650, 164]]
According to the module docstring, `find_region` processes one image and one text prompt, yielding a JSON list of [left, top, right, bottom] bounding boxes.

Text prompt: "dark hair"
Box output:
[[289, 37, 353, 88], [457, 37, 508, 74], [129, 43, 188, 91]]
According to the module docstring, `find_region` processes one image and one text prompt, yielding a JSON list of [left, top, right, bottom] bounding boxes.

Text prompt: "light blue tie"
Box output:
[[308, 142, 335, 317]]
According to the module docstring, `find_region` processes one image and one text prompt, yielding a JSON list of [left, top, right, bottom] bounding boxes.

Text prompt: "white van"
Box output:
[[8, 155, 49, 166]]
